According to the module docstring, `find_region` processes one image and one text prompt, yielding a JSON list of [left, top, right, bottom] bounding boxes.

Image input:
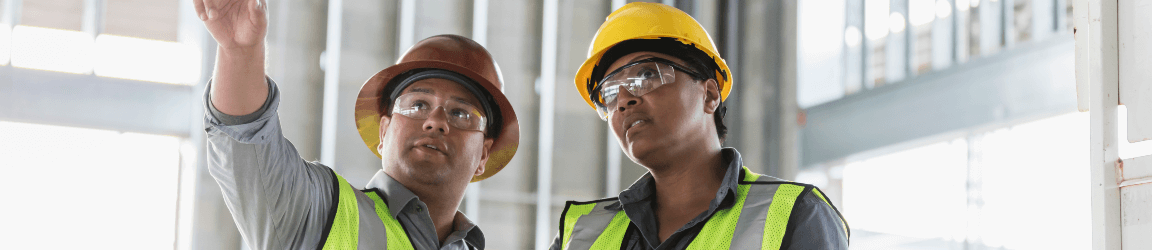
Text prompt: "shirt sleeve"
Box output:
[[783, 191, 849, 250], [204, 77, 337, 250]]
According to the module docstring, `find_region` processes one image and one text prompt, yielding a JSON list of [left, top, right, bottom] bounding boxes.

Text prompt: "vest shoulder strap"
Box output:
[[319, 170, 360, 250], [364, 189, 415, 250], [559, 197, 628, 250]]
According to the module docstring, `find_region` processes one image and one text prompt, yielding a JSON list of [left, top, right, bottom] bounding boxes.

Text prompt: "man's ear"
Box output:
[[475, 138, 494, 177], [377, 115, 391, 151], [703, 78, 721, 115]]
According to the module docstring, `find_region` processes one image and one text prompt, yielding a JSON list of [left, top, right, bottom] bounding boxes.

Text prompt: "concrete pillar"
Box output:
[[323, 0, 400, 188], [264, 0, 328, 164], [476, 0, 542, 248]]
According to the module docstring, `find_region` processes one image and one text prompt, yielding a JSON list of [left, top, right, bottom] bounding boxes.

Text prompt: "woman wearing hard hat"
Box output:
[[551, 3, 848, 250]]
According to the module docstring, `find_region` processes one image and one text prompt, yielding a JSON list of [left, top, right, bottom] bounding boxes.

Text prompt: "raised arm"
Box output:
[[196, 0, 269, 116], [196, 1, 338, 249]]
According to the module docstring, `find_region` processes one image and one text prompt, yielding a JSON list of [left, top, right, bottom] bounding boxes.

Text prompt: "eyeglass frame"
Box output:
[[390, 91, 489, 132], [590, 57, 708, 120]]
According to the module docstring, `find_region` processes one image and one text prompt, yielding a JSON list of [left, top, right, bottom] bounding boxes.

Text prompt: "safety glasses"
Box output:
[[593, 57, 704, 120], [391, 92, 487, 132]]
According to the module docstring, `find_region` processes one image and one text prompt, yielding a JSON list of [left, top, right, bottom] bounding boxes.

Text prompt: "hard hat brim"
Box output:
[[575, 36, 732, 110]]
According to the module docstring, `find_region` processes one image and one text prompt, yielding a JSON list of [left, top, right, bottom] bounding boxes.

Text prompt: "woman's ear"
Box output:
[[703, 78, 721, 115]]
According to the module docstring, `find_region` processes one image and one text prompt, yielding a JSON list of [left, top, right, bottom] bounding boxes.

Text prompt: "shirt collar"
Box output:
[[617, 147, 745, 208], [613, 148, 746, 248], [364, 170, 486, 249], [446, 212, 486, 249], [365, 170, 421, 219]]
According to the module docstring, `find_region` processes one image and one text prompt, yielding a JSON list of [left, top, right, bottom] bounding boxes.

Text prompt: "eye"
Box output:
[[634, 68, 658, 79], [449, 108, 471, 119], [410, 101, 429, 109]]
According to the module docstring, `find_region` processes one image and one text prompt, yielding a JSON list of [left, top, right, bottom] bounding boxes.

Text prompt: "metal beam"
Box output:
[[800, 36, 1075, 167], [320, 0, 343, 166], [0, 66, 193, 137], [535, 0, 558, 248], [466, 0, 488, 223]]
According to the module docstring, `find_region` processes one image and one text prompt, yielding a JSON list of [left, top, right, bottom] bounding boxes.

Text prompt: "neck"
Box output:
[[647, 146, 726, 217], [403, 179, 468, 244]]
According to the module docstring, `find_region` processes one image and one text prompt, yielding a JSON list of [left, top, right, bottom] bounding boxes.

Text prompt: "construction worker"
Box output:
[[196, 0, 518, 249], [551, 3, 848, 250]]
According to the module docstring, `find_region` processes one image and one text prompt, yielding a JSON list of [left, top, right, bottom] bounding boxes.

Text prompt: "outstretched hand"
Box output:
[[195, 0, 268, 51]]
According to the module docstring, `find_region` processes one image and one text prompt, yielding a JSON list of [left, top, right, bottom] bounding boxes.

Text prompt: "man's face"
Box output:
[[378, 78, 493, 186], [602, 51, 718, 166]]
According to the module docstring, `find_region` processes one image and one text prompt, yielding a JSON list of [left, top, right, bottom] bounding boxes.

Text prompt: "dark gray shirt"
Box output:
[[204, 78, 484, 249], [549, 148, 848, 250]]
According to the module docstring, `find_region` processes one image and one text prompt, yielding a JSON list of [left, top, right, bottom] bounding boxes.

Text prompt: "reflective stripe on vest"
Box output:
[[320, 172, 415, 250], [366, 191, 416, 250], [559, 166, 848, 250]]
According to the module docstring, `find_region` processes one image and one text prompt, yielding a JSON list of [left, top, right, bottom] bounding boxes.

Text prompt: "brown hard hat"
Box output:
[[354, 34, 519, 182]]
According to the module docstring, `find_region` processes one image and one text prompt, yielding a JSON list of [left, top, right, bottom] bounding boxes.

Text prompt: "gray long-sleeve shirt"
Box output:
[[204, 78, 484, 249], [548, 148, 849, 250]]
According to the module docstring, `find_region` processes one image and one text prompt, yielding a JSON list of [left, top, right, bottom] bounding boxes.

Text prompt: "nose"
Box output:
[[422, 107, 451, 134], [614, 88, 642, 114]]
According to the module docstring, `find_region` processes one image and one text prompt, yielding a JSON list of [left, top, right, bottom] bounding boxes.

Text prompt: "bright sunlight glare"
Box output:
[[94, 34, 201, 85], [11, 25, 94, 74], [0, 121, 181, 249]]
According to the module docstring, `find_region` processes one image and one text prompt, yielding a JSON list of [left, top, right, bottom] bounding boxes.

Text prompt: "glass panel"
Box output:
[[865, 0, 890, 87], [910, 0, 935, 74], [967, 0, 982, 57], [1012, 0, 1033, 43], [0, 121, 181, 249], [20, 0, 83, 31], [842, 140, 969, 248], [842, 112, 1093, 249], [94, 34, 201, 84], [971, 112, 1090, 249], [104, 0, 180, 41], [1, 23, 9, 66], [10, 25, 95, 74]]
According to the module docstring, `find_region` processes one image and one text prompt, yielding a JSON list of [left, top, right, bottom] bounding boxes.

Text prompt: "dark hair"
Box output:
[[591, 38, 729, 143]]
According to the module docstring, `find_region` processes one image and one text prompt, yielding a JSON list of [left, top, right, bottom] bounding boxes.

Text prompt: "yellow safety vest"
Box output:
[[319, 172, 415, 250], [558, 167, 849, 250]]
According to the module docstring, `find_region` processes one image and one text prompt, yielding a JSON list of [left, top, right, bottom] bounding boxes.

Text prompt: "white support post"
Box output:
[[604, 0, 626, 199], [1080, 0, 1122, 249], [82, 0, 102, 37], [465, 0, 489, 223], [535, 0, 559, 249], [319, 0, 343, 167], [397, 0, 415, 56]]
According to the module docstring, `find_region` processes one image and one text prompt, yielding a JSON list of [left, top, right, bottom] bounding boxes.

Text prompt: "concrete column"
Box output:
[[264, 0, 328, 163], [323, 0, 399, 188], [476, 0, 542, 248], [723, 0, 799, 179]]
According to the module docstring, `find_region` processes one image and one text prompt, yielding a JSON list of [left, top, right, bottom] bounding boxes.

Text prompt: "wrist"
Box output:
[[218, 43, 265, 62]]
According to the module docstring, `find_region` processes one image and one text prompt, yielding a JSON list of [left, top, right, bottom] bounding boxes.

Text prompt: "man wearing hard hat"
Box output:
[[196, 0, 517, 249], [551, 3, 848, 250]]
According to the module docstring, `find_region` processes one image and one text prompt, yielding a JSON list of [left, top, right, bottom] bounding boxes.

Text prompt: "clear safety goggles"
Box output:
[[593, 57, 704, 120], [392, 92, 487, 132]]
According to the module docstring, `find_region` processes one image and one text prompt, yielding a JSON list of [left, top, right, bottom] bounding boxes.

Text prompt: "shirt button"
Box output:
[[416, 206, 423, 212]]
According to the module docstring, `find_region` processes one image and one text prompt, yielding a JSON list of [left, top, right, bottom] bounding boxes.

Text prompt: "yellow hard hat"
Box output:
[[574, 2, 732, 111]]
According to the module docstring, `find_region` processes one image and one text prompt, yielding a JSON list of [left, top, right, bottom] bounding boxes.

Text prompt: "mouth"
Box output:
[[412, 138, 448, 155], [623, 115, 650, 134]]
